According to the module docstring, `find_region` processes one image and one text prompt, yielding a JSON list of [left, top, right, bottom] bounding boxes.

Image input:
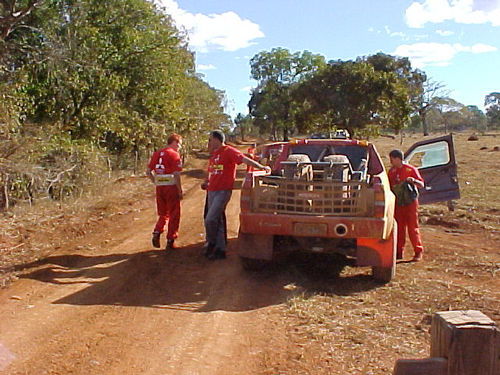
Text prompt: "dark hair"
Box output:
[[210, 130, 225, 143], [389, 149, 404, 160], [167, 133, 182, 145]]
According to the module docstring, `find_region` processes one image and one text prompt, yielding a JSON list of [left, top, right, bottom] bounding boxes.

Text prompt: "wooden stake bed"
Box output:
[[252, 176, 373, 216]]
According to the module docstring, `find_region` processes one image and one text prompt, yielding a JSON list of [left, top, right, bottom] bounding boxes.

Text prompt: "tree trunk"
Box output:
[[419, 108, 429, 136], [282, 127, 289, 142], [422, 117, 429, 136], [240, 126, 246, 142], [1, 173, 9, 211]]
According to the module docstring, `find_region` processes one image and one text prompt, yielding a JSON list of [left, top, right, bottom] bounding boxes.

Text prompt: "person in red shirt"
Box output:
[[388, 149, 425, 262], [201, 130, 270, 260], [147, 133, 183, 250], [246, 143, 258, 172]]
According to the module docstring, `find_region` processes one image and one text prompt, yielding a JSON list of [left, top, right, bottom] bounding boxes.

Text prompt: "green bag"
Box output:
[[392, 181, 419, 206]]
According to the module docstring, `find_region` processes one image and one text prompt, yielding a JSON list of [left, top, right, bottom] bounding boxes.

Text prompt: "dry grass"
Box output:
[[0, 173, 151, 287], [265, 131, 500, 375]]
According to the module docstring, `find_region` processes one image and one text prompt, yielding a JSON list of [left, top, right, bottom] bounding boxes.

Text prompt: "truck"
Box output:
[[237, 134, 460, 282]]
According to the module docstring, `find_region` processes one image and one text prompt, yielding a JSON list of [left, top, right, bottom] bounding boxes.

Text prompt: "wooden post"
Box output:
[[431, 310, 500, 375], [393, 358, 447, 375]]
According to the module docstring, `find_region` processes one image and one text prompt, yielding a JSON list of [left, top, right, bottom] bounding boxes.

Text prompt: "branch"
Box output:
[[0, 0, 41, 40], [46, 165, 77, 197]]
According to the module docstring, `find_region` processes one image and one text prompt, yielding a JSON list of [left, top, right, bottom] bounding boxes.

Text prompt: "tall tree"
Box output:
[[249, 48, 326, 140], [234, 113, 253, 141], [485, 92, 500, 129], [293, 55, 421, 136], [20, 0, 197, 152], [416, 79, 449, 135]]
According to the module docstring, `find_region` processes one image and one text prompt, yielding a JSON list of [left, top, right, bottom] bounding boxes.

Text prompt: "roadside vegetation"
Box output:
[[1, 0, 229, 211]]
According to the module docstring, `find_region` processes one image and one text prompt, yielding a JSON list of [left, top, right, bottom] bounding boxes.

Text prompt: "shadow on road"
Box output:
[[16, 240, 383, 312]]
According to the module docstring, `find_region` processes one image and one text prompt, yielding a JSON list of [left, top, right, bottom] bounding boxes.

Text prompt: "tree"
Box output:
[[427, 97, 465, 133], [461, 105, 487, 131], [292, 55, 421, 136], [416, 79, 449, 135], [485, 92, 500, 129], [249, 48, 326, 140], [234, 113, 253, 141], [0, 0, 231, 208]]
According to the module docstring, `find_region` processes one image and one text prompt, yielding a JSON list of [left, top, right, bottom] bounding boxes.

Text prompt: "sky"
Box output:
[[155, 0, 500, 119]]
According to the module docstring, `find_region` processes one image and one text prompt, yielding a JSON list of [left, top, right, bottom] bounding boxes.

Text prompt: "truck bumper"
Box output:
[[239, 212, 395, 267], [239, 212, 391, 240]]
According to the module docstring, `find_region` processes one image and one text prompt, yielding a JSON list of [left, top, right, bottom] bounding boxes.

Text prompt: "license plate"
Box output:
[[293, 223, 327, 236]]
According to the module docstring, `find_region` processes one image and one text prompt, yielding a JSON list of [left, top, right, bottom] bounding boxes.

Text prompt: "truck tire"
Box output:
[[240, 256, 269, 271], [372, 265, 395, 283], [371, 224, 396, 283]]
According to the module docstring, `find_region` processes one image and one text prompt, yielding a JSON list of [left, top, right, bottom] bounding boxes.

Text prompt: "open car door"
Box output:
[[404, 134, 460, 205]]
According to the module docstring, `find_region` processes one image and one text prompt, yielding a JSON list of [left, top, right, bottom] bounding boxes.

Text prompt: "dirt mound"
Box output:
[[467, 134, 479, 141], [425, 217, 461, 228]]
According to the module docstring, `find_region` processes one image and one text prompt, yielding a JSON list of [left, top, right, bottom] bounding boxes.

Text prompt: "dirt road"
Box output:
[[1, 155, 499, 375], [0, 168, 296, 374]]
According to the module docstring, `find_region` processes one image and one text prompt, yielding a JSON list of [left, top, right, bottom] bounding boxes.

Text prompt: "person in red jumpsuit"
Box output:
[[388, 149, 425, 262], [146, 133, 183, 250], [246, 143, 258, 172]]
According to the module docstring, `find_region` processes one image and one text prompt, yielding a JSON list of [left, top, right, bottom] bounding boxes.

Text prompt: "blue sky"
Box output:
[[155, 0, 500, 119]]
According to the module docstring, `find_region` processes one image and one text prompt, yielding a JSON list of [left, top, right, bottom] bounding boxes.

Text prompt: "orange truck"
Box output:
[[238, 134, 459, 282]]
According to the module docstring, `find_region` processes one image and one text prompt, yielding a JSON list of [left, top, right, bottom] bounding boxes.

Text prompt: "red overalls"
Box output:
[[148, 147, 182, 240], [246, 146, 257, 172], [388, 164, 424, 258]]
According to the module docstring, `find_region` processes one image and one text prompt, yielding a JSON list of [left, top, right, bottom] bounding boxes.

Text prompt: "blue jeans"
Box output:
[[205, 190, 232, 251]]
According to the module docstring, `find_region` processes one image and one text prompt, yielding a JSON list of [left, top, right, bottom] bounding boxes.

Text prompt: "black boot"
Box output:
[[152, 232, 161, 248], [208, 248, 226, 260], [204, 242, 215, 258]]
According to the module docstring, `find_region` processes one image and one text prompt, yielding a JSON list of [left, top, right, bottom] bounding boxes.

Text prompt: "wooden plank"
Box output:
[[431, 310, 499, 375], [392, 357, 447, 375]]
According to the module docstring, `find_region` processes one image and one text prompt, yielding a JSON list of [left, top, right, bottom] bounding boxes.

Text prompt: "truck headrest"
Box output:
[[323, 154, 349, 164], [287, 154, 311, 163]]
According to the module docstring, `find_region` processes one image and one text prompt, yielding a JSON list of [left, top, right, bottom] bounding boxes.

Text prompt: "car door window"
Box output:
[[405, 141, 450, 169]]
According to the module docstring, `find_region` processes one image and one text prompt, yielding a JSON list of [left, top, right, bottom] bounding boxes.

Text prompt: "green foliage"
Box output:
[[485, 92, 500, 129], [0, 0, 229, 210], [249, 48, 326, 140], [249, 50, 424, 139], [234, 113, 253, 141], [293, 55, 420, 137], [418, 98, 488, 133]]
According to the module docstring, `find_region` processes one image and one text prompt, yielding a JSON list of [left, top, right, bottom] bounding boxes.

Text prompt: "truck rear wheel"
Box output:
[[372, 265, 395, 283], [371, 223, 396, 283]]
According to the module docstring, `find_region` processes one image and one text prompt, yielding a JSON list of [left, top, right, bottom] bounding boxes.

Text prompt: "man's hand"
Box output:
[[407, 176, 424, 188], [201, 181, 208, 190], [178, 190, 183, 200]]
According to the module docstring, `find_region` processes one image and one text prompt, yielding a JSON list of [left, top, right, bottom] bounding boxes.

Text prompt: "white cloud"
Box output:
[[405, 0, 500, 28], [155, 0, 265, 52], [436, 29, 454, 36], [393, 42, 498, 68], [384, 25, 407, 38], [197, 64, 216, 70], [240, 86, 253, 92]]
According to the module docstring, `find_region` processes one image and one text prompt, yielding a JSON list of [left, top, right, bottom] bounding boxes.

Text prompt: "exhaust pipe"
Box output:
[[334, 223, 348, 237]]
